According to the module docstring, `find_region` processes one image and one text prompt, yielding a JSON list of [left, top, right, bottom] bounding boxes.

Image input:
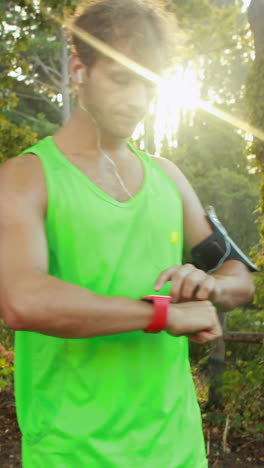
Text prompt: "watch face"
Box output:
[[142, 295, 171, 301], [142, 295, 155, 301]]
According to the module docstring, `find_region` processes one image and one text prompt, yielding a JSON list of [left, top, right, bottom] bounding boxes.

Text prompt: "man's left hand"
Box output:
[[154, 264, 218, 303]]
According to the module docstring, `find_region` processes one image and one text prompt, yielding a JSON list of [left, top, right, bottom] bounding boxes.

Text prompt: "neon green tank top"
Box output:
[[15, 136, 207, 467]]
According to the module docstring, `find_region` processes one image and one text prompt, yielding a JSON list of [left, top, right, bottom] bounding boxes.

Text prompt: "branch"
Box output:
[[33, 78, 60, 93], [34, 92, 62, 114], [48, 57, 62, 79], [223, 332, 264, 343], [20, 81, 62, 114], [45, 64, 62, 80], [50, 56, 57, 70], [12, 109, 39, 123], [222, 415, 231, 454], [32, 54, 61, 88], [16, 92, 48, 101]]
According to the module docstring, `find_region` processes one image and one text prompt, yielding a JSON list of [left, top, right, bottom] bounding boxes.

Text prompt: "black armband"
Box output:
[[191, 206, 258, 274]]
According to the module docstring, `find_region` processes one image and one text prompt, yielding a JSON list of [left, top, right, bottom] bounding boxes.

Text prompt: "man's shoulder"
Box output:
[[0, 153, 47, 211], [149, 154, 186, 186], [149, 153, 179, 171], [0, 152, 43, 184]]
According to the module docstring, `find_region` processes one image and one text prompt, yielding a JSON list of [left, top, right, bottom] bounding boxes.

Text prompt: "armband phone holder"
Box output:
[[191, 206, 258, 273]]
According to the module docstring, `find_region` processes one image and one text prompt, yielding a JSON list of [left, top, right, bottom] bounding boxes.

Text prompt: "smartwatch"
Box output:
[[143, 295, 171, 333]]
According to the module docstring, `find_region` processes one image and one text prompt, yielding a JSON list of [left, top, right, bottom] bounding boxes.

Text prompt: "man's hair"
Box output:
[[71, 0, 176, 70]]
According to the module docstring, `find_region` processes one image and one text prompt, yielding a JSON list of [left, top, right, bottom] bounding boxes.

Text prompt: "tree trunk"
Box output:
[[60, 29, 71, 125], [207, 312, 226, 409], [248, 0, 264, 59]]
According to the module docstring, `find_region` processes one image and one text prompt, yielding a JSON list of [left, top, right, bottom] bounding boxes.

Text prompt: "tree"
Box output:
[[167, 110, 259, 254], [245, 0, 264, 309], [0, 74, 37, 161], [0, 0, 79, 136], [0, 115, 37, 163], [164, 0, 261, 409], [153, 1, 260, 255], [248, 0, 264, 58]]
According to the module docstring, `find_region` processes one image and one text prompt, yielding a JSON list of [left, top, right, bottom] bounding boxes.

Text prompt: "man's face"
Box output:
[[81, 51, 161, 139]]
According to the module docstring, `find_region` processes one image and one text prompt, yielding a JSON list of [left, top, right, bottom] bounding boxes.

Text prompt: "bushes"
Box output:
[[221, 346, 264, 435], [192, 306, 264, 436], [0, 320, 14, 390]]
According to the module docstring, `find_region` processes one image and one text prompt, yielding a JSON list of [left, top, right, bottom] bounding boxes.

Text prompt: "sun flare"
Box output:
[[133, 64, 202, 154], [154, 65, 201, 153]]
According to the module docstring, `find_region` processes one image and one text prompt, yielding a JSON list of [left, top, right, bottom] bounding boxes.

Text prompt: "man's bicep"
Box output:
[[0, 195, 48, 275], [154, 157, 213, 256], [0, 157, 49, 295], [176, 173, 213, 258]]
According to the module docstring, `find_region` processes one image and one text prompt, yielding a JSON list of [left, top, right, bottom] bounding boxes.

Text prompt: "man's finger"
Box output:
[[195, 276, 216, 301], [198, 329, 222, 341], [180, 270, 208, 300], [154, 264, 195, 292], [190, 336, 207, 343], [154, 265, 181, 291], [169, 272, 196, 301]]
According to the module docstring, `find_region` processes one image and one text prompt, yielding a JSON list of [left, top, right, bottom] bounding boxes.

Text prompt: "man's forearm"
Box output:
[[211, 260, 255, 311], [3, 272, 153, 338], [1, 271, 224, 342]]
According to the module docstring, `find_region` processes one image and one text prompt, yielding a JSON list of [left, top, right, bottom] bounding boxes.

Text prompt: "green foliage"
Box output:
[[0, 115, 37, 162], [155, 2, 260, 257], [253, 270, 264, 310], [226, 307, 264, 362], [0, 0, 79, 133], [0, 335, 14, 390], [172, 0, 212, 21], [192, 305, 264, 435], [221, 346, 264, 434], [246, 55, 264, 148], [29, 114, 60, 140], [8, 110, 60, 141], [227, 307, 264, 332], [163, 111, 260, 254], [171, 0, 251, 110], [191, 306, 264, 365], [245, 47, 264, 309], [0, 320, 14, 350], [0, 321, 14, 390], [192, 342, 264, 435], [0, 356, 14, 390]]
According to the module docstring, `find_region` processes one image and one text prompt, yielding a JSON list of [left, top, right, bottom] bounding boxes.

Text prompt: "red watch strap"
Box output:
[[144, 295, 171, 333]]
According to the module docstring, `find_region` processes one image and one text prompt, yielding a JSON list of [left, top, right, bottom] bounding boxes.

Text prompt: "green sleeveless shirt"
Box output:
[[15, 136, 207, 467]]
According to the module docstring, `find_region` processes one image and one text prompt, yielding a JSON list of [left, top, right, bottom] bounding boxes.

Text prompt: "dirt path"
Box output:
[[0, 391, 21, 468], [0, 389, 263, 467]]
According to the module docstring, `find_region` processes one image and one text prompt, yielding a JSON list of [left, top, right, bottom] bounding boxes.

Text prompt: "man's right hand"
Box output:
[[167, 301, 222, 343]]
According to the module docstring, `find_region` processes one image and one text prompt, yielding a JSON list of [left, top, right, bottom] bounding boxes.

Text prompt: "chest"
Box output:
[[46, 169, 184, 294], [69, 153, 145, 203]]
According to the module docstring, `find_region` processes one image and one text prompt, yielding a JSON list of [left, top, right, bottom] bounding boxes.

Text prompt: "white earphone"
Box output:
[[77, 69, 84, 84]]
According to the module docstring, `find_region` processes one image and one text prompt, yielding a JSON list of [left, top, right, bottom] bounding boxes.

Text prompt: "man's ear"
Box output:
[[70, 54, 87, 85]]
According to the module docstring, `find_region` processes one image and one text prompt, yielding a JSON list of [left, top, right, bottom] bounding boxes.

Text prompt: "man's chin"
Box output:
[[108, 125, 136, 140]]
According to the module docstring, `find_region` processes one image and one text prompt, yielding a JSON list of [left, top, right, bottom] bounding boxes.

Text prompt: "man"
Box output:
[[0, 1, 254, 467]]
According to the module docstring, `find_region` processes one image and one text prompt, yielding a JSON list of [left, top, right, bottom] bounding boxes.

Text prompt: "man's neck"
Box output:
[[54, 108, 129, 161]]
